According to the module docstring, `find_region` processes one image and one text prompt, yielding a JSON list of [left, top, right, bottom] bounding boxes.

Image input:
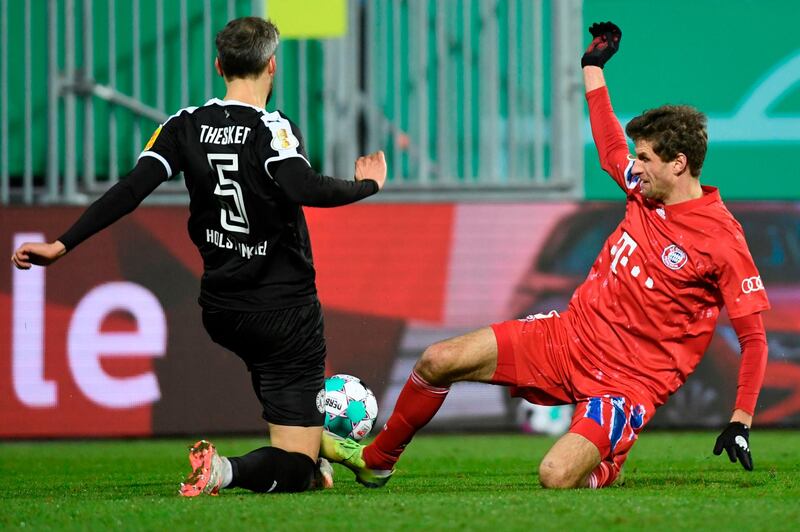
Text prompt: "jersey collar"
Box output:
[[660, 185, 721, 216], [205, 97, 268, 114]]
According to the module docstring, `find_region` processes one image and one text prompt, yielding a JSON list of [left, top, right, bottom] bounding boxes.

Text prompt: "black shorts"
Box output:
[[201, 301, 326, 426]]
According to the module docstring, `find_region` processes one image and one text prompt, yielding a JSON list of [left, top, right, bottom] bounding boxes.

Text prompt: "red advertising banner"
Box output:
[[2, 202, 799, 438]]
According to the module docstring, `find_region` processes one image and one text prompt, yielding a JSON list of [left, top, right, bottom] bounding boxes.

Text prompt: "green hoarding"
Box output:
[[583, 0, 800, 199], [4, 1, 798, 200]]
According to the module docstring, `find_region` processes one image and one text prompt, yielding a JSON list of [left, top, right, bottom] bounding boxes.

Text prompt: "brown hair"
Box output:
[[215, 17, 280, 79], [625, 105, 707, 177]]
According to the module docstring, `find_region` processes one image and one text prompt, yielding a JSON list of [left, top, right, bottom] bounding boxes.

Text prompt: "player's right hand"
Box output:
[[11, 241, 67, 270], [355, 150, 387, 190], [581, 21, 621, 69], [713, 421, 753, 471]]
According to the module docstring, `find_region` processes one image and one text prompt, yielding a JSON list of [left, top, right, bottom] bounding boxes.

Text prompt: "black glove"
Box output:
[[713, 421, 753, 471], [581, 21, 622, 69]]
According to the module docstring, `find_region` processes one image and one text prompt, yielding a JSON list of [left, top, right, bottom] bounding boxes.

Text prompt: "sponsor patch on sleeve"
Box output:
[[144, 125, 162, 151], [269, 125, 300, 152]]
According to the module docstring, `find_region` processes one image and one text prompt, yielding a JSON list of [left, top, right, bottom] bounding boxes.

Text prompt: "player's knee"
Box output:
[[538, 459, 582, 490], [415, 341, 458, 384]]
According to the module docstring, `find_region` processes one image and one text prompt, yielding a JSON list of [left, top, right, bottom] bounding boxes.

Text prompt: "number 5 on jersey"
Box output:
[[208, 154, 250, 235]]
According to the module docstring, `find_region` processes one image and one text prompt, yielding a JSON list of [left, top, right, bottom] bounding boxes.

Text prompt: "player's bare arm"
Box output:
[[731, 409, 753, 427], [583, 66, 606, 93], [355, 150, 387, 190], [11, 240, 67, 269]]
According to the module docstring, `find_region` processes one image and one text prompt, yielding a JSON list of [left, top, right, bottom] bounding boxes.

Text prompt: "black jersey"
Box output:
[[59, 99, 378, 311]]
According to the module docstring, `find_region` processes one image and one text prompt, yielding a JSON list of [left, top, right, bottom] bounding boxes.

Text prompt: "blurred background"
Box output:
[[1, 0, 799, 438]]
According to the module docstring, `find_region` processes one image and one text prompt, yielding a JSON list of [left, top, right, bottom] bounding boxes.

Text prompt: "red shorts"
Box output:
[[569, 395, 647, 468], [491, 312, 649, 467]]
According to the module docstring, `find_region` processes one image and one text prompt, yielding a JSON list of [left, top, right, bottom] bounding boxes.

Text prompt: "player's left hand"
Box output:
[[713, 421, 753, 471], [581, 21, 622, 69]]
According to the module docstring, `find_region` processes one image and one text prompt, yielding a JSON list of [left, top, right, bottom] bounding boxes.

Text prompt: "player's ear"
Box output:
[[672, 153, 688, 176], [214, 57, 224, 77], [268, 55, 276, 75]]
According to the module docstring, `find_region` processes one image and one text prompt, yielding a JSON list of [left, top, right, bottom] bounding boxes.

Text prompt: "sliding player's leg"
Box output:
[[364, 326, 499, 469], [539, 395, 647, 489], [538, 432, 601, 489], [325, 311, 574, 488], [320, 326, 499, 487]]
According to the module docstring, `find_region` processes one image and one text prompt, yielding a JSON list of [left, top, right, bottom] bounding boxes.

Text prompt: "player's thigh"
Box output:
[[415, 326, 499, 385], [269, 424, 323, 461], [204, 303, 327, 429], [538, 432, 601, 489]]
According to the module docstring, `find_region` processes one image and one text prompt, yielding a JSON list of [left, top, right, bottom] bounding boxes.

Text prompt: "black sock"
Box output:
[[227, 447, 315, 493]]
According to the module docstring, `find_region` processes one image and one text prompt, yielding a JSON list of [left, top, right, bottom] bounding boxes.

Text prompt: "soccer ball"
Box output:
[[323, 374, 378, 441]]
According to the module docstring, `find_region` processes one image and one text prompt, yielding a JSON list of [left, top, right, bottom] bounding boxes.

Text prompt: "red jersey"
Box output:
[[568, 87, 771, 410]]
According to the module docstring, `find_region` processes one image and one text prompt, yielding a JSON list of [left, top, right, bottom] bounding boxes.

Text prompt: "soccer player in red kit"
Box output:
[[321, 21, 770, 489]]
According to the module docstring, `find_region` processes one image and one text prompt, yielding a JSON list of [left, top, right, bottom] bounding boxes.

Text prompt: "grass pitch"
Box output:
[[1, 431, 798, 531]]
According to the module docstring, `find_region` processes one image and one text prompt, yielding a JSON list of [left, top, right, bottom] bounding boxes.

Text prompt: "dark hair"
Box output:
[[625, 105, 708, 177], [215, 17, 280, 79]]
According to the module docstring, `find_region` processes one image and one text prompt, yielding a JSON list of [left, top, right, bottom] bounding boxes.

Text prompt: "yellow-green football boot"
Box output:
[[320, 431, 394, 488]]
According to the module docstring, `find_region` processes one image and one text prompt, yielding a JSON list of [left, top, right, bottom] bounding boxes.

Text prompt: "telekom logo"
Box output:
[[610, 231, 638, 274], [11, 233, 167, 409], [609, 231, 654, 289]]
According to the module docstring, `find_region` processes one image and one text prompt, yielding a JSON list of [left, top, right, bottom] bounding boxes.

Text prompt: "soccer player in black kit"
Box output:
[[12, 17, 387, 496]]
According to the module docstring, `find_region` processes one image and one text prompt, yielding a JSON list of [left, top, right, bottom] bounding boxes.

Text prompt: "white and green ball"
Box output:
[[323, 374, 378, 441]]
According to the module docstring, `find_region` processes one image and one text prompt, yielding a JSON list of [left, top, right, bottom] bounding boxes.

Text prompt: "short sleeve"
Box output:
[[714, 228, 771, 319], [139, 113, 184, 179]]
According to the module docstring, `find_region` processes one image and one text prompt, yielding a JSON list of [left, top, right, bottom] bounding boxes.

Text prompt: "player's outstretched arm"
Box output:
[[581, 20, 621, 100], [271, 151, 385, 208], [582, 21, 634, 192], [582, 21, 621, 93], [11, 157, 168, 270]]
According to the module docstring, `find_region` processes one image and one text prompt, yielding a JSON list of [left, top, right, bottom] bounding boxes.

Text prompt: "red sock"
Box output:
[[587, 460, 620, 489], [363, 371, 449, 470]]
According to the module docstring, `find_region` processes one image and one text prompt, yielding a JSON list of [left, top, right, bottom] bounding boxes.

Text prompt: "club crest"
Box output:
[[661, 244, 688, 270]]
